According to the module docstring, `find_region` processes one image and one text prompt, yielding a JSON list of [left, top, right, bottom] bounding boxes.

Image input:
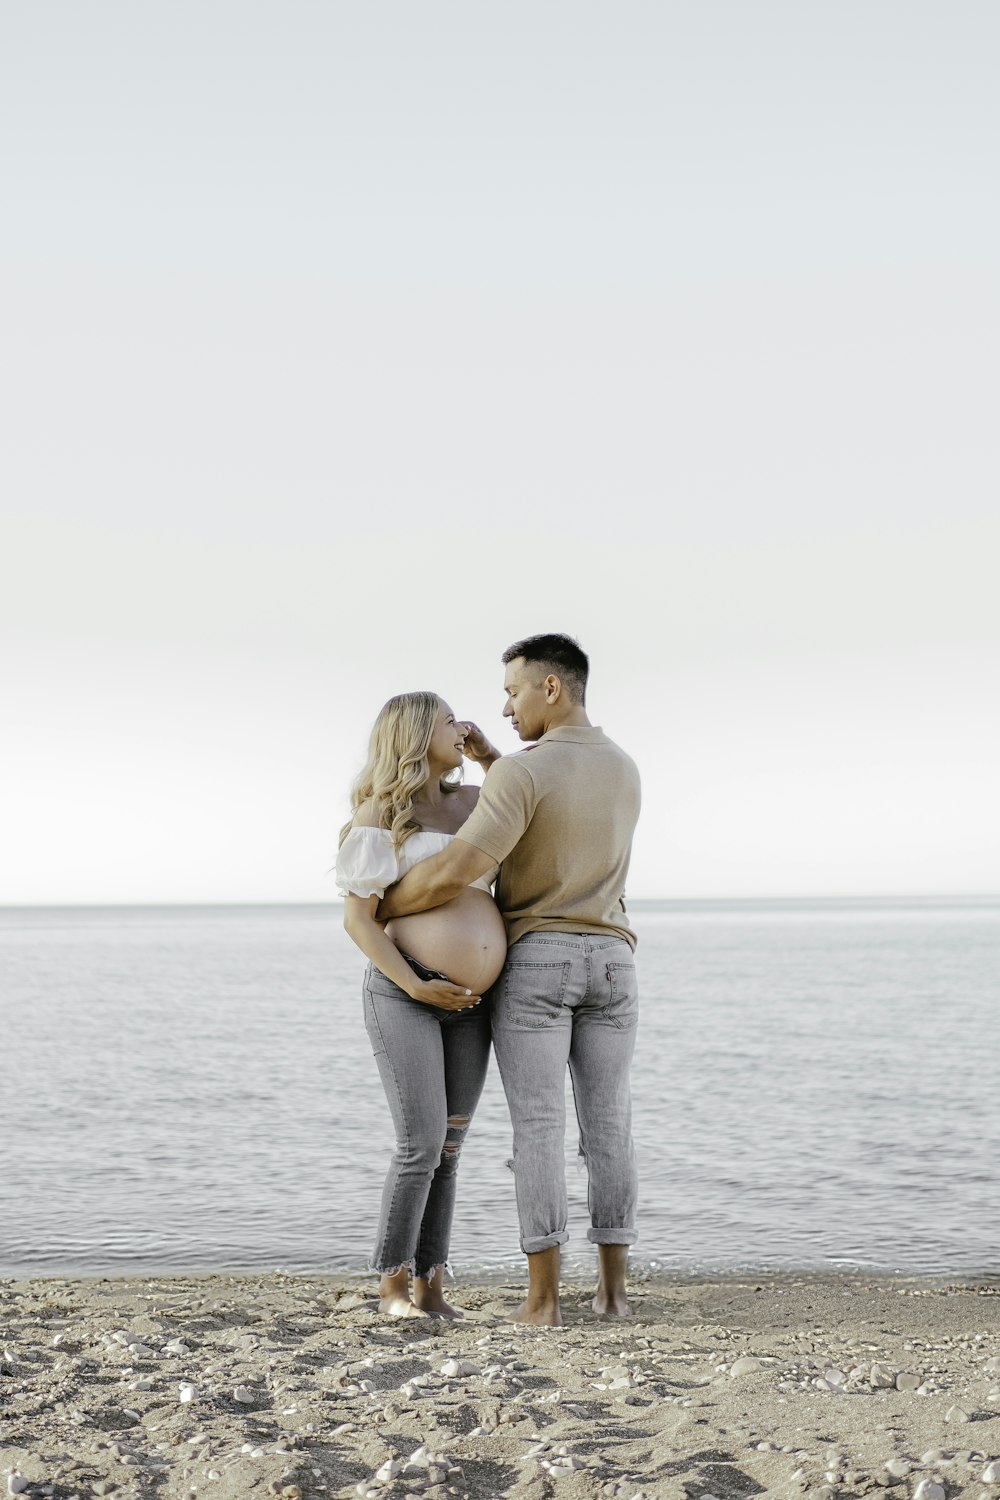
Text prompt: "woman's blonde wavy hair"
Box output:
[[338, 691, 462, 851]]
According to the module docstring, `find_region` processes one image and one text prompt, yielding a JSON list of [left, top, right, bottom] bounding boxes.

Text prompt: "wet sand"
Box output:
[[2, 1270, 1000, 1499]]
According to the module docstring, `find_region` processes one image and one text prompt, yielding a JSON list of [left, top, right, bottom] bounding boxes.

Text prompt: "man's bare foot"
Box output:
[[510, 1246, 563, 1326], [593, 1245, 630, 1317], [378, 1295, 428, 1318], [510, 1299, 562, 1327], [592, 1287, 631, 1317]]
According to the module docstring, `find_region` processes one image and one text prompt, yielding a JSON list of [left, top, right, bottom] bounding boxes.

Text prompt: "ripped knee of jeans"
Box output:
[[441, 1113, 471, 1163]]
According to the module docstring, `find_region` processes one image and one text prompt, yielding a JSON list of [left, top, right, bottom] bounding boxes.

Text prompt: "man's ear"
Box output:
[[544, 673, 561, 702]]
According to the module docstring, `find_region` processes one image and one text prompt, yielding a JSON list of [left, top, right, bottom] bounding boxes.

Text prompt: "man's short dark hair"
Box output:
[[501, 632, 589, 705]]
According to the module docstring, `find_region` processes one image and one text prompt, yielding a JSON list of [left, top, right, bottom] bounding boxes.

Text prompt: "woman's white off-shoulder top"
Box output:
[[336, 827, 498, 900]]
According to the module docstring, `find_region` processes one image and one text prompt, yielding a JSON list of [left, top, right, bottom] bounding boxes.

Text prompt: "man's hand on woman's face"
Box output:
[[458, 721, 499, 766]]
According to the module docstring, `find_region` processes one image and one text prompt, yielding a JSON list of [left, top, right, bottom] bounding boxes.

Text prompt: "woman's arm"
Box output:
[[342, 892, 481, 1011]]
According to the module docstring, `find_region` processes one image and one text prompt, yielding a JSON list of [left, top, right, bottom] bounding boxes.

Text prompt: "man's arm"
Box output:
[[378, 836, 496, 918], [459, 720, 501, 772]]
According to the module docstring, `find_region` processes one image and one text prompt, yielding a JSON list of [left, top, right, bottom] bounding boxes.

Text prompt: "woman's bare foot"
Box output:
[[413, 1269, 464, 1319], [377, 1270, 427, 1318], [413, 1291, 464, 1319], [378, 1294, 427, 1318]]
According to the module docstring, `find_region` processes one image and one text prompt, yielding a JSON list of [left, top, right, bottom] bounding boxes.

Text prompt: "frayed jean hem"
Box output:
[[370, 1259, 411, 1277], [369, 1259, 450, 1280]]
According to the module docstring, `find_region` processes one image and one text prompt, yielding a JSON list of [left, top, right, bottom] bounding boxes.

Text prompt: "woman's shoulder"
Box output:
[[340, 805, 394, 858], [452, 784, 480, 821], [350, 797, 385, 830], [336, 813, 398, 898]]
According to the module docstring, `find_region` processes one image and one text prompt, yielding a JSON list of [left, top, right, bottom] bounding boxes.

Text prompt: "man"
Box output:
[[379, 633, 641, 1326]]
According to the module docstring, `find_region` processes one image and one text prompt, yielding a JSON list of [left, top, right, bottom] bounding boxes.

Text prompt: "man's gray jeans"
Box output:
[[490, 932, 639, 1254]]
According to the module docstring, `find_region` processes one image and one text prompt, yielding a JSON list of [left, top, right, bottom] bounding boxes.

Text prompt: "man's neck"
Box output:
[[540, 706, 592, 735]]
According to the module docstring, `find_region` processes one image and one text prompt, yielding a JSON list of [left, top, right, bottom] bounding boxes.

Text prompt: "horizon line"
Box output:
[[1, 892, 998, 912]]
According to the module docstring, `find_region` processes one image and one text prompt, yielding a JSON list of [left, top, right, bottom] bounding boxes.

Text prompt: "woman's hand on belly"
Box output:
[[413, 978, 483, 1012]]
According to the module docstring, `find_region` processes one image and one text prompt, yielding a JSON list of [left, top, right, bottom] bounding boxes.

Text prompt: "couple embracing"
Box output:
[[335, 633, 641, 1328]]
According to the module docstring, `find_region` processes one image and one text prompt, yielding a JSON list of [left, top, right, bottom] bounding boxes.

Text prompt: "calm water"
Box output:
[[1, 899, 998, 1279]]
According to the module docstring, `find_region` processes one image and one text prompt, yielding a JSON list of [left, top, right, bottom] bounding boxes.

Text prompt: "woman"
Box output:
[[336, 692, 507, 1318]]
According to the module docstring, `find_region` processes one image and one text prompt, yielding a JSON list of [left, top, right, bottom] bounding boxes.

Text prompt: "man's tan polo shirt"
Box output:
[[457, 725, 641, 949]]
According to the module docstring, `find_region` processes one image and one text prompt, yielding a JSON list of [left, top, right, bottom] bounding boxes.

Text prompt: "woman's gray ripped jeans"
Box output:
[[363, 961, 492, 1279]]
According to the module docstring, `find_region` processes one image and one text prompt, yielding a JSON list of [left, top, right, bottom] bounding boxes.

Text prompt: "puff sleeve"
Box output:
[[335, 827, 399, 899]]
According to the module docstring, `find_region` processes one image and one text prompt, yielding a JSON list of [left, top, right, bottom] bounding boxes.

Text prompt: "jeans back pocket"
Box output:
[[604, 960, 639, 1029], [497, 960, 571, 1028]]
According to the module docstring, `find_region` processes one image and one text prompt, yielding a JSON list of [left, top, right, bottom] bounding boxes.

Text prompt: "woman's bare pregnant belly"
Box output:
[[385, 888, 507, 993]]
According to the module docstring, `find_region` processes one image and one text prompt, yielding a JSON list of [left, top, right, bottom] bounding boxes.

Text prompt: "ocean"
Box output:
[[1, 898, 997, 1280]]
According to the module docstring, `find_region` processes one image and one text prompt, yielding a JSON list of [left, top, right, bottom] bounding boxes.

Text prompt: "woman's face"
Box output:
[[426, 700, 467, 771]]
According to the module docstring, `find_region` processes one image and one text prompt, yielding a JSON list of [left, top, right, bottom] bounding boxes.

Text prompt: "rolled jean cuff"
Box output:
[[587, 1227, 637, 1246], [521, 1229, 570, 1254]]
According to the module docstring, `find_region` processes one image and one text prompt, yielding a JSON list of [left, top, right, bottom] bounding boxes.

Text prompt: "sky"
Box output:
[[2, 1, 998, 904]]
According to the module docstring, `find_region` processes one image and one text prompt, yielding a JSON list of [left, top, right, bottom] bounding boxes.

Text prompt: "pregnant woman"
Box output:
[[336, 691, 507, 1318]]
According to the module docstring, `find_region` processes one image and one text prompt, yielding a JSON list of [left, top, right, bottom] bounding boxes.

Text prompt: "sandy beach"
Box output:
[[2, 1271, 1000, 1500]]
